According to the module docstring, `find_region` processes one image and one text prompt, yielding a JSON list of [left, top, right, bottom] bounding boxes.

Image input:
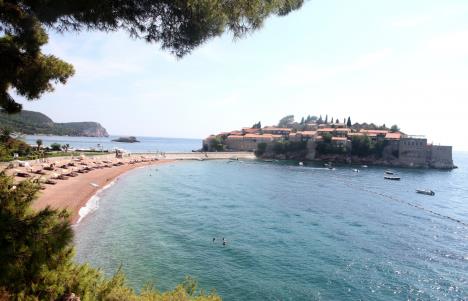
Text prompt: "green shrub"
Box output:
[[254, 142, 267, 157], [272, 141, 306, 154], [209, 136, 224, 151], [50, 142, 62, 151], [0, 173, 221, 300]]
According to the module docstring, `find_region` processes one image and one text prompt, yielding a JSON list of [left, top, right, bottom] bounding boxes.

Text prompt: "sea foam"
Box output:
[[76, 180, 116, 224]]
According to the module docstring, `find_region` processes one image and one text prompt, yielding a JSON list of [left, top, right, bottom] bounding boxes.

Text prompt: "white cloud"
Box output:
[[423, 30, 468, 58], [390, 15, 433, 28], [272, 48, 392, 87]]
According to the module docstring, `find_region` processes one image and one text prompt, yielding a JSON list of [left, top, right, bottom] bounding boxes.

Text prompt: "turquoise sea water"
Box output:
[[75, 152, 468, 300], [24, 135, 201, 152]]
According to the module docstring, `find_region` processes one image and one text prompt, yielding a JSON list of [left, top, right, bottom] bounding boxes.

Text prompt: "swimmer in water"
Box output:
[[212, 237, 215, 243], [222, 237, 226, 246]]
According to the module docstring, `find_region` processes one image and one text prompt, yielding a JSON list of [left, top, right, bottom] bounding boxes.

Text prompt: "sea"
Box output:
[[64, 135, 468, 301], [23, 135, 202, 153]]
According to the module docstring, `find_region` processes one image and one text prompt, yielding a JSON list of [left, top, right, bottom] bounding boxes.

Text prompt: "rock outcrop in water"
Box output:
[[0, 110, 109, 137], [112, 136, 140, 143]]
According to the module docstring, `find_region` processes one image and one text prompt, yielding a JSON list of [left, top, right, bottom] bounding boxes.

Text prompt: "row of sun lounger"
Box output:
[[10, 157, 158, 185]]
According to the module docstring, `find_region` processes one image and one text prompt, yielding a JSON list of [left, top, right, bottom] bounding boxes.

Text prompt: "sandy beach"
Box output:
[[1, 151, 254, 224], [1, 153, 171, 223], [33, 159, 173, 223]]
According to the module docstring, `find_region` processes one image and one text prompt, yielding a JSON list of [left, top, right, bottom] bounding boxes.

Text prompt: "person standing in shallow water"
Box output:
[[212, 237, 216, 243]]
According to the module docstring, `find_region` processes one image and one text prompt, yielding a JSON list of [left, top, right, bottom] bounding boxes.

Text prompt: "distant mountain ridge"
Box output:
[[0, 110, 109, 137]]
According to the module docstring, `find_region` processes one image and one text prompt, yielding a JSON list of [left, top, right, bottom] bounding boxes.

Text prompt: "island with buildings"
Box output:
[[202, 115, 455, 169]]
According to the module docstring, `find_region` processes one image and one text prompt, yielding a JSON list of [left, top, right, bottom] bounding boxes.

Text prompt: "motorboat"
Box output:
[[416, 189, 435, 196], [384, 175, 400, 180], [352, 168, 360, 173], [299, 162, 304, 166], [384, 170, 394, 175]]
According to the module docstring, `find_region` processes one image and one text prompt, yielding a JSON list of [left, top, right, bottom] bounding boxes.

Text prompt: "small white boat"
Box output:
[[352, 169, 360, 173], [384, 170, 394, 175], [299, 162, 304, 166], [384, 175, 400, 180], [361, 165, 368, 168], [416, 189, 435, 196]]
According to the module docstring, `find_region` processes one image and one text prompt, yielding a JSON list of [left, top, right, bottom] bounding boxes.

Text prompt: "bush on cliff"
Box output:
[[254, 142, 267, 157], [0, 173, 221, 301], [209, 137, 225, 152], [272, 141, 307, 154], [350, 136, 388, 158]]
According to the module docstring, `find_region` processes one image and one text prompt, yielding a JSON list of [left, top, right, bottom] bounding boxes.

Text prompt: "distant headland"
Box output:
[[0, 110, 109, 137], [203, 115, 455, 169]]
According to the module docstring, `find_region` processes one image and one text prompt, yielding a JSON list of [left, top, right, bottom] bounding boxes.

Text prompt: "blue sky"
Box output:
[[16, 0, 468, 150]]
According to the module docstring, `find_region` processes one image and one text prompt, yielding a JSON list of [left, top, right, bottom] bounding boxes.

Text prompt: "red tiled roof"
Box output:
[[244, 134, 274, 139], [297, 131, 317, 137], [335, 128, 351, 132], [332, 137, 348, 141], [263, 127, 292, 132], [385, 132, 401, 140], [317, 128, 335, 132], [227, 135, 244, 139], [242, 128, 260, 133], [360, 129, 389, 135]]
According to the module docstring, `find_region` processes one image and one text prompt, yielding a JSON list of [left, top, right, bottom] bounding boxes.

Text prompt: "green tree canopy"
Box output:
[[390, 124, 400, 132], [1, 0, 304, 113], [252, 121, 262, 129], [50, 142, 61, 151], [278, 114, 295, 127]]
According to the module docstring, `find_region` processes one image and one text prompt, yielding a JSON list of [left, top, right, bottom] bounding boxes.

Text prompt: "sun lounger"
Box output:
[[16, 172, 31, 178]]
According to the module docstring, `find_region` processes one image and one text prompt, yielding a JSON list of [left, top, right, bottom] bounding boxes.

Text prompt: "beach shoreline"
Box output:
[[33, 159, 174, 224], [1, 151, 254, 224]]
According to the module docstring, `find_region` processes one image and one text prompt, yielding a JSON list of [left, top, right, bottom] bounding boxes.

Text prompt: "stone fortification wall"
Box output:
[[428, 145, 454, 168], [398, 138, 428, 167]]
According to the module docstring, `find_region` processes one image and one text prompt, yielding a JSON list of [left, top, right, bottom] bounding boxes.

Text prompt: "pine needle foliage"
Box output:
[[0, 173, 221, 300]]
